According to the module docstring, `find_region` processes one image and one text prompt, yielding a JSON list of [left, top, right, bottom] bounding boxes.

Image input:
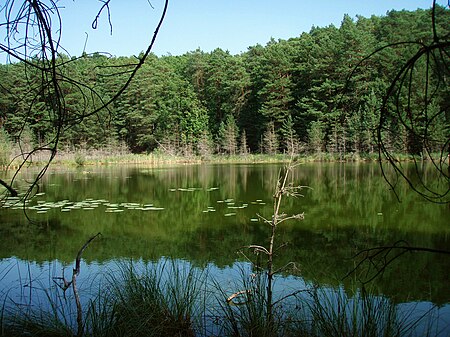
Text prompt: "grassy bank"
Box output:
[[3, 146, 442, 171]]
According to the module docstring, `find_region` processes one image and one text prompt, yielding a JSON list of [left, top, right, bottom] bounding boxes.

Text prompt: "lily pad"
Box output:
[[224, 213, 236, 217]]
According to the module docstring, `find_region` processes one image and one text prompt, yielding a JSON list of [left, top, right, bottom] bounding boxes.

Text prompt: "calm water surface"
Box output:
[[1, 162, 449, 333]]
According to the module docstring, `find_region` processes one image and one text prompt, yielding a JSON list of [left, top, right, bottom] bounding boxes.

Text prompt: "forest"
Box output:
[[0, 6, 448, 159]]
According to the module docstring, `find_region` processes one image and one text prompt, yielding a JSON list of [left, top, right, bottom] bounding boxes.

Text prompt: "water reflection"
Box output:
[[1, 256, 449, 337], [1, 163, 449, 306]]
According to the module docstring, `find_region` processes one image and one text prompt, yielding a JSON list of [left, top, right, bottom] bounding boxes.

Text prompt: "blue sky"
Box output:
[[34, 1, 447, 58]]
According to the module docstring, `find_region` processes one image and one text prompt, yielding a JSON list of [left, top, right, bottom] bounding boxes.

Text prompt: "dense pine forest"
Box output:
[[0, 6, 448, 159]]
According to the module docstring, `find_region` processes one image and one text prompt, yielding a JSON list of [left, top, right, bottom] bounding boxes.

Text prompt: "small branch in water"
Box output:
[[53, 233, 101, 337], [272, 288, 309, 307], [226, 289, 252, 305], [53, 267, 72, 299], [245, 245, 270, 255], [73, 233, 101, 337], [74, 232, 101, 276]]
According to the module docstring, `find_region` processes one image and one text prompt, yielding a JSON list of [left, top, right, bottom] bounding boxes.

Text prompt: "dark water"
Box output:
[[1, 162, 449, 332]]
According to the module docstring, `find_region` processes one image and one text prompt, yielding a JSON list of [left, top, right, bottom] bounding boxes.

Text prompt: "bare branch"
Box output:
[[344, 241, 450, 284], [0, 178, 17, 197], [74, 232, 101, 276], [226, 289, 252, 305], [73, 233, 101, 337], [273, 261, 299, 275], [244, 245, 270, 255], [91, 0, 113, 34], [276, 213, 305, 225], [272, 288, 309, 307]]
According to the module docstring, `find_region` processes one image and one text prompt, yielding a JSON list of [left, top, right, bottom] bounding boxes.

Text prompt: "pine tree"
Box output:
[[239, 129, 249, 155], [218, 114, 238, 155], [308, 120, 325, 154], [262, 121, 279, 155], [281, 114, 299, 155]]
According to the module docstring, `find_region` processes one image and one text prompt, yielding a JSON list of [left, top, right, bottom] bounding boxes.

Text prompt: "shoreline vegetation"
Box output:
[[1, 258, 444, 337], [1, 145, 444, 172]]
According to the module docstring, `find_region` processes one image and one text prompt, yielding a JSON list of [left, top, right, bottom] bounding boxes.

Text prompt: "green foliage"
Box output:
[[308, 120, 325, 154], [281, 115, 300, 155], [0, 7, 447, 159], [239, 129, 249, 155], [196, 129, 214, 158]]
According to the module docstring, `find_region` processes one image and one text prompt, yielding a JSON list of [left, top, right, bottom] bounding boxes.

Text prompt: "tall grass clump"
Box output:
[[213, 268, 299, 337], [83, 286, 118, 337], [1, 259, 207, 337], [1, 284, 79, 337], [105, 260, 205, 337], [304, 286, 411, 337]]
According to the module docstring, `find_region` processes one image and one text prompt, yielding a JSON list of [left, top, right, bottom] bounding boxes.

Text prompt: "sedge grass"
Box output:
[[305, 286, 411, 337], [0, 259, 206, 337], [0, 259, 444, 337], [212, 267, 295, 337], [2, 284, 78, 337], [103, 259, 205, 337]]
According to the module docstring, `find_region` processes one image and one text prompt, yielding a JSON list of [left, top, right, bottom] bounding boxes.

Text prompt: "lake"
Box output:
[[1, 162, 449, 334]]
